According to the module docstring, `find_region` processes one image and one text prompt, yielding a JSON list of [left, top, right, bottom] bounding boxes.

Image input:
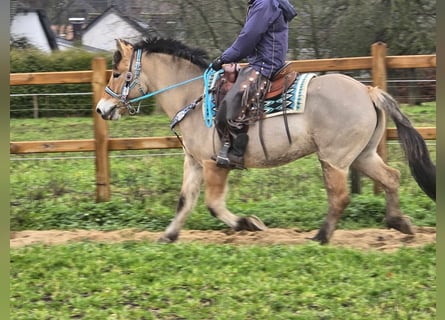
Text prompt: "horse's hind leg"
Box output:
[[352, 152, 414, 234], [203, 161, 267, 231], [312, 159, 350, 244], [158, 155, 203, 243]]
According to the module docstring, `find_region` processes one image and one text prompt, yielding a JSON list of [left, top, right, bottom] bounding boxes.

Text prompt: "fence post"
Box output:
[[350, 170, 361, 194], [32, 95, 39, 118], [92, 57, 110, 202], [371, 42, 388, 194]]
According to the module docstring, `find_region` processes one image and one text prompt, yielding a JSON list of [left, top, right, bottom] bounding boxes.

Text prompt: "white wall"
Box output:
[[82, 13, 143, 51], [10, 12, 52, 53]]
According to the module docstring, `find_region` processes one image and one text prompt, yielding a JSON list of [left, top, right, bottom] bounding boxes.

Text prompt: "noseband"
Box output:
[[105, 48, 146, 115]]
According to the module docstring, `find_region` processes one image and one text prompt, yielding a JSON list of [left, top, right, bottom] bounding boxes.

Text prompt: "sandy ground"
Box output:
[[10, 226, 436, 252]]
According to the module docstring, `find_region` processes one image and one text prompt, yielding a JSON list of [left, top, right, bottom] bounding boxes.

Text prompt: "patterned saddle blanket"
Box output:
[[263, 72, 317, 117], [203, 69, 317, 127]]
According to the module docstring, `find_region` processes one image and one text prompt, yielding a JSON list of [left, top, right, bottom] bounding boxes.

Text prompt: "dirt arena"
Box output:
[[10, 226, 436, 252]]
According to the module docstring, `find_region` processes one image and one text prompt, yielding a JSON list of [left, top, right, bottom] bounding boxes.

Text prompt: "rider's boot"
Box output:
[[228, 132, 248, 169], [216, 132, 248, 170], [215, 141, 231, 168]]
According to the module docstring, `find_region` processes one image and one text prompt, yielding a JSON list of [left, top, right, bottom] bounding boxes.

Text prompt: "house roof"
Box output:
[[83, 5, 159, 36], [11, 8, 59, 51]]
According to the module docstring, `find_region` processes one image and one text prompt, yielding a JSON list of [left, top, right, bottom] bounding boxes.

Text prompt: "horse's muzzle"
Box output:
[[96, 105, 120, 120]]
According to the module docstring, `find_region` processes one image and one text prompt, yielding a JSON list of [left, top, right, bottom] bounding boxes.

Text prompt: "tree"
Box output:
[[13, 0, 435, 58], [291, 0, 435, 58], [328, 1, 384, 57], [162, 0, 246, 58], [375, 0, 436, 55]]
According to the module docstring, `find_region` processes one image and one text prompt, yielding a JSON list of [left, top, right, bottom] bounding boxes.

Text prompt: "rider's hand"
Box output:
[[210, 56, 224, 71]]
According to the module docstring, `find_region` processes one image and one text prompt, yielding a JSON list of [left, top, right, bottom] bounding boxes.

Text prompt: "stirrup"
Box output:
[[215, 142, 231, 168], [227, 154, 246, 170]]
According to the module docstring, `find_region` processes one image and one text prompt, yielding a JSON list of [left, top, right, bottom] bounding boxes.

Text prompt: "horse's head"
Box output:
[[96, 39, 148, 120]]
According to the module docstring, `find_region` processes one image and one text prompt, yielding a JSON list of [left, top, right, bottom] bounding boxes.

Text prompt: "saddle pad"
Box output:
[[263, 72, 317, 118], [203, 69, 317, 126]]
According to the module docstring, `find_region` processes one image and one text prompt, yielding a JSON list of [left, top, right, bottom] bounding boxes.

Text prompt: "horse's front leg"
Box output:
[[203, 160, 267, 231], [158, 154, 203, 243]]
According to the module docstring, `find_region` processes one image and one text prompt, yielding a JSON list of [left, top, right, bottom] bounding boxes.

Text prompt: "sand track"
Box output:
[[10, 226, 436, 252]]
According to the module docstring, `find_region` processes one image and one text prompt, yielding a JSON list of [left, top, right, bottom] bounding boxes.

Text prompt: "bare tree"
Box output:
[[14, 0, 435, 59]]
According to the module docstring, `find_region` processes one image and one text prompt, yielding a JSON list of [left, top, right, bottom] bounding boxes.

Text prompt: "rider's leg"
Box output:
[[214, 67, 268, 169], [225, 128, 249, 169]]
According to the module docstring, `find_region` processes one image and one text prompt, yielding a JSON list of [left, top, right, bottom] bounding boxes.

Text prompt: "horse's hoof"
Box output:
[[157, 237, 172, 244], [308, 236, 329, 245], [235, 215, 267, 231], [308, 230, 329, 245], [157, 234, 178, 244], [386, 215, 415, 235]]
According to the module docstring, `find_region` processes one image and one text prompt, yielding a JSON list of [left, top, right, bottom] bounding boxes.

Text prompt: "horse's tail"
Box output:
[[368, 86, 436, 201]]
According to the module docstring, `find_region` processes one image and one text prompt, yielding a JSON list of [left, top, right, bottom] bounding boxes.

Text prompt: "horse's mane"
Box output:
[[133, 37, 210, 69]]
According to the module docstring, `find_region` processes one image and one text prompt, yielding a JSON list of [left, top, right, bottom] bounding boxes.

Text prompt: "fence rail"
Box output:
[[9, 127, 437, 155], [10, 42, 436, 201]]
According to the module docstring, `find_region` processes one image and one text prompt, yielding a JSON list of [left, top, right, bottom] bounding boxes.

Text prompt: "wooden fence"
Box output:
[[10, 42, 436, 201]]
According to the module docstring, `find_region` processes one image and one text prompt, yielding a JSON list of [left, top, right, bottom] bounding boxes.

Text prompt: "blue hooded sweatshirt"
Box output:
[[221, 0, 291, 79]]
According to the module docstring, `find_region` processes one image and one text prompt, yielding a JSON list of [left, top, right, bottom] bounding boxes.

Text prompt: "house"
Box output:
[[81, 6, 160, 52], [10, 9, 58, 52]]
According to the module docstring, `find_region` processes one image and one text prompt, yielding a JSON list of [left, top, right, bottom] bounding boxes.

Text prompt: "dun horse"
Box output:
[[96, 38, 435, 244]]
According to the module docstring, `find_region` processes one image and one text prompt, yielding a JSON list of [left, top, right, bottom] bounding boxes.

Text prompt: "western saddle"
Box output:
[[215, 62, 298, 106]]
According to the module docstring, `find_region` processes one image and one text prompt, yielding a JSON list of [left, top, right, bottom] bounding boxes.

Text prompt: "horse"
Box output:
[[95, 37, 436, 244]]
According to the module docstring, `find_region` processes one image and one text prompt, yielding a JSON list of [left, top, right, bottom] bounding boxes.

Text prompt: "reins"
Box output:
[[129, 75, 204, 104]]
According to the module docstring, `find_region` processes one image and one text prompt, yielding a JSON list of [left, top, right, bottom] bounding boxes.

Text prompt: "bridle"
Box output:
[[105, 48, 146, 115], [104, 48, 204, 115]]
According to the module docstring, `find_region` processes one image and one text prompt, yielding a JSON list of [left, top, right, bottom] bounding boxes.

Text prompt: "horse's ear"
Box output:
[[115, 39, 126, 51], [115, 39, 133, 56], [115, 39, 132, 52]]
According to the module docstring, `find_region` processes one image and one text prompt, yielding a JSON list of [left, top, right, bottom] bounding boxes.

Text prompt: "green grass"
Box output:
[[398, 102, 436, 127], [9, 104, 436, 319], [10, 242, 436, 319]]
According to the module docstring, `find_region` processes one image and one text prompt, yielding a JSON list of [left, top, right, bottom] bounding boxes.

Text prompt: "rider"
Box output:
[[210, 0, 297, 169]]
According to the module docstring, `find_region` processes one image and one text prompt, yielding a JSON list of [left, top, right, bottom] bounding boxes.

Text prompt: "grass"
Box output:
[[9, 145, 436, 232], [9, 103, 436, 319], [397, 102, 436, 127], [10, 242, 436, 319]]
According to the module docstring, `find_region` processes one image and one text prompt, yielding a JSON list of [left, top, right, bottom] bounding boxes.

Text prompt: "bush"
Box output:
[[10, 48, 112, 118]]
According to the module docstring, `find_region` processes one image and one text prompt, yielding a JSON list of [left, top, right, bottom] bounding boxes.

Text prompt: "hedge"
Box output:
[[10, 48, 155, 118]]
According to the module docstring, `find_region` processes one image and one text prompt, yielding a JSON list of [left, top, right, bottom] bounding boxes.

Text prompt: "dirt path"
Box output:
[[10, 226, 436, 252]]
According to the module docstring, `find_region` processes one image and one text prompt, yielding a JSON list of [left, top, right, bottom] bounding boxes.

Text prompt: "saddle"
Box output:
[[216, 63, 239, 101], [214, 62, 298, 106], [265, 63, 298, 100]]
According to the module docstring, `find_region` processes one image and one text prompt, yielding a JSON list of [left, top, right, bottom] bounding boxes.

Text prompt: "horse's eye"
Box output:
[[113, 72, 120, 78]]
